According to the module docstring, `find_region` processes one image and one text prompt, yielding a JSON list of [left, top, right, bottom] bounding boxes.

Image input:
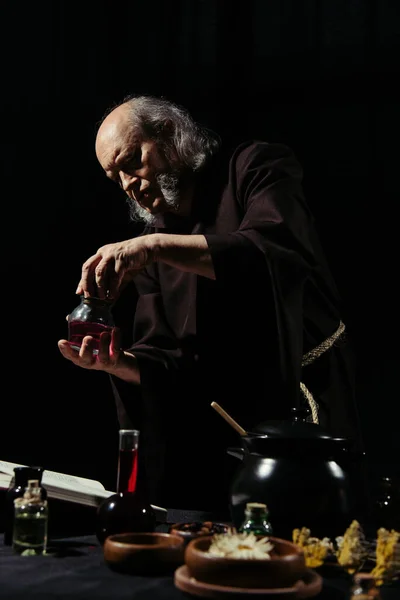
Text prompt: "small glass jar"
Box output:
[[13, 479, 49, 555], [238, 502, 273, 536], [68, 295, 115, 355], [4, 466, 47, 546]]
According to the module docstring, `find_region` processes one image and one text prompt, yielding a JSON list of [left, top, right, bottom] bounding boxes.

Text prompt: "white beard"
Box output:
[[126, 172, 180, 226]]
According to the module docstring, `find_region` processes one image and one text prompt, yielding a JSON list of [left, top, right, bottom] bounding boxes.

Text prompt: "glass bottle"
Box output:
[[238, 502, 273, 535], [13, 479, 49, 555], [350, 573, 381, 599], [4, 466, 47, 546], [291, 406, 312, 423], [370, 475, 400, 532], [96, 429, 156, 545], [68, 295, 115, 355]]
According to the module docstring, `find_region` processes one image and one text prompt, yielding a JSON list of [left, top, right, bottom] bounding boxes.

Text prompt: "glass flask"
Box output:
[[96, 429, 156, 544], [68, 295, 115, 355], [238, 502, 273, 536], [13, 479, 49, 555], [4, 466, 47, 546]]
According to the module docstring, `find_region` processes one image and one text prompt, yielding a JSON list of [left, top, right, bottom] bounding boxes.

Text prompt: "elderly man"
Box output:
[[58, 94, 362, 515]]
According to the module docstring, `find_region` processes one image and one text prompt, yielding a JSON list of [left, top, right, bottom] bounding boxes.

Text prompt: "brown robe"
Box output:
[[111, 141, 362, 512]]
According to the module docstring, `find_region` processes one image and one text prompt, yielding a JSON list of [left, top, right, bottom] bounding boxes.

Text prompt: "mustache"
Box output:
[[125, 171, 181, 225], [125, 197, 156, 225], [155, 172, 180, 205]]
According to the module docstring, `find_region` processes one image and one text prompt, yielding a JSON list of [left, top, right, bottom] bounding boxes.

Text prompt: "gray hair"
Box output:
[[101, 94, 221, 172]]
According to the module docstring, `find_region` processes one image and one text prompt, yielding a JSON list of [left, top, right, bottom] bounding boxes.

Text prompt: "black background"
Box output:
[[0, 0, 398, 491]]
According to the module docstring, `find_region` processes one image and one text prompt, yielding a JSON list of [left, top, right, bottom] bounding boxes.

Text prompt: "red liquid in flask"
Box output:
[[117, 449, 138, 493], [68, 320, 113, 354], [96, 442, 155, 544]]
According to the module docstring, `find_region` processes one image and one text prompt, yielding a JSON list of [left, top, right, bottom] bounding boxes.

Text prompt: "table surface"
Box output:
[[0, 530, 399, 600]]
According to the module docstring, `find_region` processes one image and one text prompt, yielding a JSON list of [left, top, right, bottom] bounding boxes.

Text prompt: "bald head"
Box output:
[[95, 103, 138, 166], [97, 95, 221, 173]]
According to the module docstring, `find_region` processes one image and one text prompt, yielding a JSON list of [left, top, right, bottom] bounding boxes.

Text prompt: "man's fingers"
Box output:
[[58, 338, 97, 369], [94, 257, 116, 298], [97, 331, 112, 363], [58, 340, 80, 363], [79, 254, 103, 297], [111, 327, 122, 355]]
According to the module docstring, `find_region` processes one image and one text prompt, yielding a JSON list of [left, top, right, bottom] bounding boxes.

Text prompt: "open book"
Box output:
[[0, 460, 167, 523]]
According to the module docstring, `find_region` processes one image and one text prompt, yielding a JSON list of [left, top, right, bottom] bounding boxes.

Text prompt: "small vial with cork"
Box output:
[[13, 479, 49, 555], [3, 465, 46, 546], [238, 502, 273, 536]]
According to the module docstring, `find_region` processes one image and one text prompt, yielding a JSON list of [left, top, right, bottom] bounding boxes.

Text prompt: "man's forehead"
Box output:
[[96, 109, 140, 154], [103, 102, 132, 127]]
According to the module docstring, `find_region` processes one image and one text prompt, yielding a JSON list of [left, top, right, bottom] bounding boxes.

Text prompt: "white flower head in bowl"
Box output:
[[207, 531, 274, 560]]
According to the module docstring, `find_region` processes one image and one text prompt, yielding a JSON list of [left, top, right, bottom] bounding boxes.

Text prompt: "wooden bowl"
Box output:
[[169, 521, 230, 547], [103, 532, 185, 575], [185, 535, 306, 589]]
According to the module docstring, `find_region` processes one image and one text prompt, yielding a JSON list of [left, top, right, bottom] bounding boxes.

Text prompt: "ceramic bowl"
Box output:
[[185, 535, 306, 589], [103, 532, 185, 575], [169, 521, 230, 547]]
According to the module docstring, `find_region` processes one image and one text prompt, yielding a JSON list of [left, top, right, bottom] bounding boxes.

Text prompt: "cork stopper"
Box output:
[[245, 502, 268, 514], [14, 479, 43, 506], [27, 479, 39, 489]]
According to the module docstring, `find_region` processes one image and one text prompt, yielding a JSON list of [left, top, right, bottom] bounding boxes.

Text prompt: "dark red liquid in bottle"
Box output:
[[68, 321, 113, 353], [96, 437, 155, 544], [117, 449, 138, 493]]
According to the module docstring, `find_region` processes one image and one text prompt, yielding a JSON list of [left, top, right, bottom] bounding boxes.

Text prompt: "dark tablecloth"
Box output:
[[1, 518, 399, 600]]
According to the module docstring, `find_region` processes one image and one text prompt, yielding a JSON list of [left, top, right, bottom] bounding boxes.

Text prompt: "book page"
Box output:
[[0, 470, 111, 506], [0, 460, 27, 477], [0, 459, 166, 520], [0, 473, 12, 488], [0, 460, 108, 492], [42, 470, 109, 492]]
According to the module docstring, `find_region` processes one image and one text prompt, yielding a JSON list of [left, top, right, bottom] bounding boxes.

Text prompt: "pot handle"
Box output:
[[227, 447, 245, 460]]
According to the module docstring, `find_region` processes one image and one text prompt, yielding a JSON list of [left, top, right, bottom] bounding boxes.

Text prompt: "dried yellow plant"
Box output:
[[335, 520, 368, 574], [292, 527, 333, 568], [370, 528, 400, 586]]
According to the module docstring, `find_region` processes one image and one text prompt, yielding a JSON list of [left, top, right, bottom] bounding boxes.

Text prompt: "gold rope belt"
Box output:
[[300, 320, 346, 424]]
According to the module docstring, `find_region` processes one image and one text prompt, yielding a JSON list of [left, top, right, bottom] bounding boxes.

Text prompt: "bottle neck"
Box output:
[[245, 511, 268, 523], [116, 430, 140, 494], [82, 296, 113, 309], [15, 480, 45, 507], [244, 503, 269, 523]]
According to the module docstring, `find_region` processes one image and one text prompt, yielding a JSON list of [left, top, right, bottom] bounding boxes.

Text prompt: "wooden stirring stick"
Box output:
[[211, 401, 248, 436]]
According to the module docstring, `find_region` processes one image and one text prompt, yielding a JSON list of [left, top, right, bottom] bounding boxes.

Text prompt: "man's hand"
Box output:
[[57, 327, 140, 384], [75, 236, 155, 300]]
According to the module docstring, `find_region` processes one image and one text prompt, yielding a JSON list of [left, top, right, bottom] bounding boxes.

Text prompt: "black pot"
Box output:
[[228, 420, 369, 541]]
